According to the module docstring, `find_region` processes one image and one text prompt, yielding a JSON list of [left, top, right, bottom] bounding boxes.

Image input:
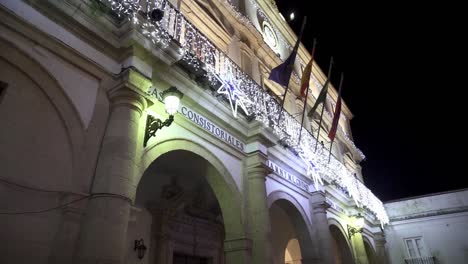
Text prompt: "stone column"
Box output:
[[351, 232, 370, 264], [310, 191, 335, 264], [374, 232, 387, 264], [74, 86, 147, 264], [247, 163, 273, 264]]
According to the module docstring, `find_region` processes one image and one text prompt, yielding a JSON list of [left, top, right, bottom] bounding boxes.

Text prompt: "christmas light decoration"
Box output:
[[97, 0, 387, 225], [210, 65, 253, 118]]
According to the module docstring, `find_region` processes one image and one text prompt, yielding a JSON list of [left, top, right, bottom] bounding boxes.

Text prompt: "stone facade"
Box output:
[[384, 189, 468, 264], [0, 0, 387, 263]]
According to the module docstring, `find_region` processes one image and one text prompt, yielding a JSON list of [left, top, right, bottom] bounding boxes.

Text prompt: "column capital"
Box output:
[[310, 191, 331, 214], [108, 86, 148, 115], [245, 152, 272, 180], [373, 232, 386, 245], [108, 68, 154, 114], [309, 190, 327, 203], [311, 201, 331, 213]]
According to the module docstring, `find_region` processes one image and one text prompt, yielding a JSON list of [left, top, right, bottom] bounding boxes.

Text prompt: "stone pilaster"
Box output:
[[310, 191, 335, 264], [246, 160, 273, 264], [351, 231, 370, 264], [250, 56, 262, 84], [374, 232, 387, 264], [244, 121, 278, 264], [74, 82, 148, 264], [228, 34, 242, 66]]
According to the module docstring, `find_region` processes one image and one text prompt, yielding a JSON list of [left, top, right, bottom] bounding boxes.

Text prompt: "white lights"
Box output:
[[161, 86, 183, 115], [289, 12, 295, 21], [98, 0, 387, 226], [210, 65, 252, 118], [163, 96, 180, 115]]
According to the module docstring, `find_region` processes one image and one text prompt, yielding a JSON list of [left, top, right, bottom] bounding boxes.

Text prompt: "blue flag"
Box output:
[[268, 17, 306, 88]]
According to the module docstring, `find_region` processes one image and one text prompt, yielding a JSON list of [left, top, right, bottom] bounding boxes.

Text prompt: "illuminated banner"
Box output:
[[180, 106, 245, 152], [267, 160, 309, 192]]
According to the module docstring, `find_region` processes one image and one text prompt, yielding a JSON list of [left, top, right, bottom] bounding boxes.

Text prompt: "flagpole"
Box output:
[[277, 17, 307, 125], [315, 57, 334, 151], [328, 73, 344, 163], [298, 39, 317, 144]]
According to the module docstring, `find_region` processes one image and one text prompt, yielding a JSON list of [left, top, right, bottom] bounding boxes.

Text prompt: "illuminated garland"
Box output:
[[98, 0, 387, 225]]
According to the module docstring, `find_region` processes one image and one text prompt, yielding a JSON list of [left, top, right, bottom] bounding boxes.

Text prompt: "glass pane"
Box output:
[[406, 240, 416, 257], [415, 238, 425, 256]]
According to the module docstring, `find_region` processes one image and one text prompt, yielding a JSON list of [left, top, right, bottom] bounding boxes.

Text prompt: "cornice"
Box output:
[[389, 206, 468, 222]]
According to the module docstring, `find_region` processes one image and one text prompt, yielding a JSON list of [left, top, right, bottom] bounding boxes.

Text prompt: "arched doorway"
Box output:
[[284, 239, 302, 264], [132, 142, 246, 264], [330, 224, 354, 264], [363, 238, 377, 264], [268, 192, 316, 264]]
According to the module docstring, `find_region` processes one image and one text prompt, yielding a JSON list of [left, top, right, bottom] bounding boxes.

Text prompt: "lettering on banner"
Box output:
[[181, 106, 244, 152], [267, 160, 309, 192], [146, 86, 245, 152]]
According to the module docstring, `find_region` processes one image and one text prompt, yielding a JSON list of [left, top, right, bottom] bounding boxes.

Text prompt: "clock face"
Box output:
[[262, 21, 278, 51]]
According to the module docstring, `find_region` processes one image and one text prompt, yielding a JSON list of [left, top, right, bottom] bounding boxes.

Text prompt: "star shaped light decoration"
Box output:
[[298, 148, 323, 190], [210, 66, 253, 118]]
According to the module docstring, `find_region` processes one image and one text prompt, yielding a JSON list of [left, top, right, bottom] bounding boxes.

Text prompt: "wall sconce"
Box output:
[[348, 215, 364, 239], [144, 86, 183, 147], [134, 239, 147, 260]]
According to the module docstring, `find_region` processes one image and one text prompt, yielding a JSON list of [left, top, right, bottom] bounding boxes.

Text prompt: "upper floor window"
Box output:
[[405, 237, 428, 258]]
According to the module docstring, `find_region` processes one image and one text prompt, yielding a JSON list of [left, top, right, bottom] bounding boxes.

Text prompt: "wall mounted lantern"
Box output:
[[347, 214, 364, 239], [134, 239, 147, 260], [144, 86, 183, 147]]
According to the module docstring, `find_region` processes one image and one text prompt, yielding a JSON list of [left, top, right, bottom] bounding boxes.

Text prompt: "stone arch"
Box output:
[[267, 191, 313, 228], [139, 138, 245, 240], [362, 235, 377, 264], [328, 218, 354, 264], [0, 35, 85, 264], [0, 37, 85, 189], [268, 191, 319, 264]]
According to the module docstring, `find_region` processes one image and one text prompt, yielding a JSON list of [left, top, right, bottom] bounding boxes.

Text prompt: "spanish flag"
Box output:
[[299, 39, 317, 98]]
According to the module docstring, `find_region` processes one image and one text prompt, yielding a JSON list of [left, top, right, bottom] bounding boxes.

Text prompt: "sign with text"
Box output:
[[267, 160, 309, 192], [180, 106, 245, 152]]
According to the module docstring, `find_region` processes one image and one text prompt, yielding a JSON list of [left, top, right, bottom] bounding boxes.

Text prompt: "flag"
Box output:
[[328, 73, 344, 141], [269, 17, 307, 88], [299, 39, 317, 98], [298, 39, 317, 143], [308, 57, 333, 118]]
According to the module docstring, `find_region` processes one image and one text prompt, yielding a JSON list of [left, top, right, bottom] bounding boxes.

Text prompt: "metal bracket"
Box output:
[[143, 114, 174, 147]]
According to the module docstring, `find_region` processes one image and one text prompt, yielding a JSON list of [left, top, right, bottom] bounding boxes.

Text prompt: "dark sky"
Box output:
[[275, 1, 468, 201]]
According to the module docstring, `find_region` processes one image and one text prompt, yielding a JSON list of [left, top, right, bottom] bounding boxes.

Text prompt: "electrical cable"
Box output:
[[0, 193, 128, 215], [0, 177, 130, 215], [0, 177, 68, 194]]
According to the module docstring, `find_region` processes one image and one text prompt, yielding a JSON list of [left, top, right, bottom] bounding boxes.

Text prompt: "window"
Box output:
[[404, 237, 427, 258]]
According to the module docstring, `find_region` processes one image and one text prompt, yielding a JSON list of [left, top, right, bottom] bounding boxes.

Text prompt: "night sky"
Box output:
[[275, 1, 468, 201]]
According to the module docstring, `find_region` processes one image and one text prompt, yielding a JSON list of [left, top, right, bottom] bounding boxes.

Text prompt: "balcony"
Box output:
[[404, 256, 436, 264], [93, 0, 389, 225]]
